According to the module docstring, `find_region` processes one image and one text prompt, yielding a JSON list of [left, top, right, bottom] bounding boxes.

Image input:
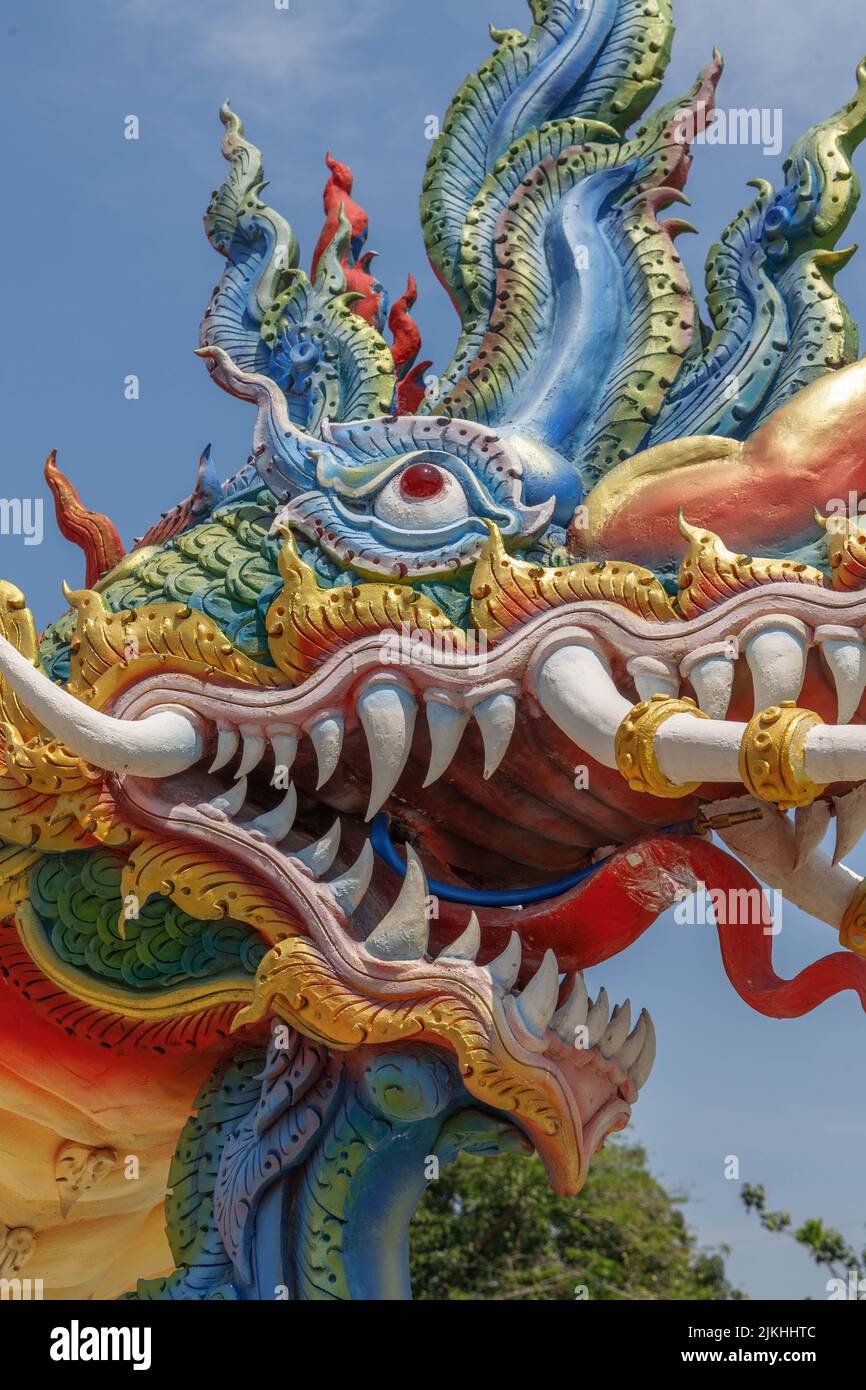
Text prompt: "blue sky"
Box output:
[[2, 0, 866, 1299]]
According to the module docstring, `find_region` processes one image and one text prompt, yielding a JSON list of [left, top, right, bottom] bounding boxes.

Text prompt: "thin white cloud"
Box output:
[[119, 0, 392, 110]]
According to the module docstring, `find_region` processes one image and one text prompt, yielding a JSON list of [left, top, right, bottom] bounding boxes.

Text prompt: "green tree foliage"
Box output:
[[742, 1184, 865, 1283], [410, 1141, 742, 1301]]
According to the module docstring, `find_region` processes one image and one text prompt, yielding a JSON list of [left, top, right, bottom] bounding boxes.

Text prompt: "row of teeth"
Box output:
[[201, 682, 520, 834], [630, 618, 866, 724], [308, 837, 656, 1090], [197, 611, 866, 840]]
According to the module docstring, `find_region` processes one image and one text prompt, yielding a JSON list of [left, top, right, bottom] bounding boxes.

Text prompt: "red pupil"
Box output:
[[399, 463, 445, 500]]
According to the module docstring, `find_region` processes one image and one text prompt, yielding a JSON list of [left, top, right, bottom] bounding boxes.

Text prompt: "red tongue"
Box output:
[[428, 833, 866, 1021]]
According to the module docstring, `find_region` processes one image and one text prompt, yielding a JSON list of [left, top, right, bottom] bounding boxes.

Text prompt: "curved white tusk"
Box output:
[[535, 637, 866, 792], [0, 635, 202, 777], [533, 639, 630, 769]]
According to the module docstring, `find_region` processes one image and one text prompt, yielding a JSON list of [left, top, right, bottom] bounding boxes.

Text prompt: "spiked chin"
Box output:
[[0, 635, 203, 777]]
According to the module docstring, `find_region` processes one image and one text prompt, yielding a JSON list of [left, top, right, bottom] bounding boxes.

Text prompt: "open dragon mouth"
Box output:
[[97, 548, 866, 960]]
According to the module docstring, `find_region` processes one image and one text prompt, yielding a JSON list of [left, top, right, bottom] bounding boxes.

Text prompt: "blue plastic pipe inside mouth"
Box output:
[[369, 813, 698, 909]]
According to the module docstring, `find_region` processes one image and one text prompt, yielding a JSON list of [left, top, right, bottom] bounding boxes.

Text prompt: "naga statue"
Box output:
[[4, 0, 866, 1302]]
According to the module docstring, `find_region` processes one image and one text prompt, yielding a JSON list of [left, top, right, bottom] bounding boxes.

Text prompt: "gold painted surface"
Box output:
[[738, 703, 827, 811], [266, 529, 463, 680], [840, 878, 866, 956], [676, 514, 826, 620], [237, 936, 565, 1139], [816, 511, 866, 591], [471, 523, 675, 638], [0, 582, 42, 740], [615, 695, 710, 798], [120, 834, 302, 946], [64, 585, 285, 705]]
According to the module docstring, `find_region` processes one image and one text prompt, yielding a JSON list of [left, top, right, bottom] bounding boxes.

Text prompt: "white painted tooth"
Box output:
[[207, 775, 248, 818], [365, 845, 430, 960], [270, 731, 298, 784], [793, 800, 832, 870], [473, 692, 517, 780], [309, 714, 344, 790], [823, 639, 866, 724], [552, 972, 589, 1044], [599, 1000, 631, 1058], [330, 839, 374, 915], [616, 1011, 647, 1071], [357, 681, 417, 820], [628, 656, 680, 703], [438, 911, 481, 961], [629, 1010, 656, 1090], [485, 931, 522, 991], [209, 727, 239, 774], [423, 699, 470, 788], [295, 818, 342, 877], [586, 987, 610, 1046], [237, 728, 267, 778], [832, 784, 866, 865], [248, 784, 297, 842], [515, 949, 560, 1038], [681, 648, 735, 720], [534, 640, 631, 769], [743, 623, 807, 712]]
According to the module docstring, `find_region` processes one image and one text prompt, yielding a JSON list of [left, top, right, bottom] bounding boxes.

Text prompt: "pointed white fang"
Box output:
[[438, 912, 481, 961], [629, 1011, 656, 1090], [209, 728, 239, 774], [365, 845, 430, 960], [743, 623, 807, 713], [248, 785, 297, 842], [485, 931, 522, 991], [681, 648, 735, 720], [357, 681, 417, 820], [330, 839, 374, 915], [793, 800, 832, 870], [207, 775, 248, 818], [822, 638, 866, 724], [552, 972, 589, 1044], [616, 1012, 647, 1070], [534, 640, 631, 769], [423, 699, 470, 787], [586, 988, 610, 1046], [473, 692, 517, 780], [600, 1000, 631, 1058], [628, 656, 679, 703], [309, 714, 344, 789], [515, 949, 560, 1037], [270, 731, 298, 784], [833, 784, 866, 865], [295, 818, 342, 877], [237, 729, 267, 778]]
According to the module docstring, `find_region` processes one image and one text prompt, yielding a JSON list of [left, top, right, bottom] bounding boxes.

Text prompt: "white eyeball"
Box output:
[[373, 461, 470, 530]]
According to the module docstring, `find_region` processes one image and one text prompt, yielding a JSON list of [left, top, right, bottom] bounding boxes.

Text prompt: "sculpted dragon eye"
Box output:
[[373, 462, 469, 529]]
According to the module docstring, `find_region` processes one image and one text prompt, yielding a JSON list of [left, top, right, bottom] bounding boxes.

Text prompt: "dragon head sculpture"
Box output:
[[4, 0, 866, 1301]]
